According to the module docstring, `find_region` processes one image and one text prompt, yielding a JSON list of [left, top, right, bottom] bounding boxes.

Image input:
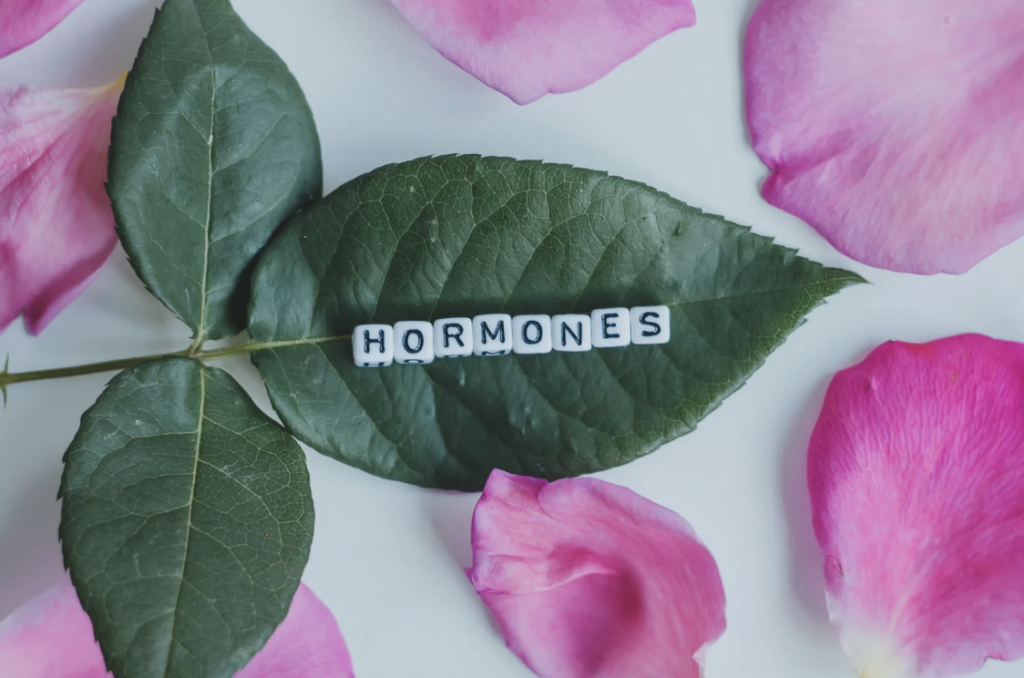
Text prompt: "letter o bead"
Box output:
[[394, 321, 434, 365], [434, 317, 474, 358], [512, 315, 552, 355], [630, 306, 671, 345], [353, 324, 394, 367]]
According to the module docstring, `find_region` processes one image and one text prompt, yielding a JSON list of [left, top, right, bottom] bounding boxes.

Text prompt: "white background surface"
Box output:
[[1, 1, 1022, 676]]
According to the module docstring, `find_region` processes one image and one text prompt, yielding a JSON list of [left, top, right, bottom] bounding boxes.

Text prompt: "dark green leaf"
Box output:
[[60, 358, 314, 678], [108, 0, 322, 343], [248, 155, 863, 491]]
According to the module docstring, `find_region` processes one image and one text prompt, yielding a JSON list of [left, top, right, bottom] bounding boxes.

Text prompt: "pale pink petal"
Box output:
[[468, 470, 726, 678], [0, 0, 87, 59], [745, 0, 1024, 274], [0, 78, 121, 336], [809, 335, 1024, 677], [388, 0, 696, 105], [0, 577, 356, 678]]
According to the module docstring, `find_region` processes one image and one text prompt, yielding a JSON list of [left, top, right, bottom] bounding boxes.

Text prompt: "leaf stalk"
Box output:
[[0, 335, 349, 405]]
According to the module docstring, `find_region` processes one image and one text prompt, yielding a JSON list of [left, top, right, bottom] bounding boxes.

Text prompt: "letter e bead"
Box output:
[[394, 321, 434, 365], [630, 306, 671, 345], [434, 318, 474, 358], [474, 314, 512, 356], [552, 314, 592, 352], [591, 308, 631, 348], [353, 324, 394, 367], [512, 315, 552, 355]]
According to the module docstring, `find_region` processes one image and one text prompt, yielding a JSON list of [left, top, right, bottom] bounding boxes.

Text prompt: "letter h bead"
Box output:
[[352, 324, 394, 367]]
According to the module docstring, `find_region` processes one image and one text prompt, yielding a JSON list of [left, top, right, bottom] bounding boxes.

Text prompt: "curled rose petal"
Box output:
[[0, 576, 356, 678], [745, 0, 1024, 274], [0, 0, 87, 59], [388, 0, 696, 105], [0, 77, 121, 335], [468, 470, 726, 678], [809, 335, 1024, 677]]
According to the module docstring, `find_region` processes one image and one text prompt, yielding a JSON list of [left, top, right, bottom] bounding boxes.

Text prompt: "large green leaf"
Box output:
[[60, 358, 314, 678], [108, 0, 322, 343], [248, 155, 863, 491]]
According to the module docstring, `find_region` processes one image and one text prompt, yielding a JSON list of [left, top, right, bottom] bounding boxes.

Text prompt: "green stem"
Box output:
[[0, 335, 350, 403]]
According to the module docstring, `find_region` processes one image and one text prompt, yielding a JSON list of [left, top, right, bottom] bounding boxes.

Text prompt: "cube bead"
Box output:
[[473, 314, 513, 356], [512, 315, 553, 355], [394, 321, 434, 365], [352, 324, 394, 367], [434, 317, 474, 358], [552, 314, 592, 353], [591, 308, 631, 348], [630, 306, 671, 345]]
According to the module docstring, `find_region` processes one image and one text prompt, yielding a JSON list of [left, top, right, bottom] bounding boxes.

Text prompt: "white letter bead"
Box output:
[[473, 314, 513, 356], [434, 317, 474, 358], [552, 314, 592, 352], [591, 308, 631, 348], [393, 321, 434, 365], [630, 306, 671, 345], [512, 315, 553, 355], [353, 324, 394, 367]]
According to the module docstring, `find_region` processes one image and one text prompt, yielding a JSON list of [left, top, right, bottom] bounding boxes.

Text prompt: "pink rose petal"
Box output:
[[0, 77, 121, 335], [0, 576, 356, 678], [388, 0, 697, 105], [745, 0, 1024, 274], [0, 0, 87, 59], [809, 335, 1024, 676], [468, 470, 726, 678]]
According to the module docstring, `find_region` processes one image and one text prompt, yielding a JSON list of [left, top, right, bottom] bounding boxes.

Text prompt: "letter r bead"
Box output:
[[353, 324, 394, 367]]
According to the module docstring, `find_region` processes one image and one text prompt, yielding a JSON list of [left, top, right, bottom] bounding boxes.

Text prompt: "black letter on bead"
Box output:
[[403, 329, 424, 354], [522, 320, 543, 345], [561, 321, 584, 348], [364, 329, 386, 354], [601, 313, 620, 339], [480, 320, 505, 345], [640, 312, 663, 338], [443, 323, 466, 348]]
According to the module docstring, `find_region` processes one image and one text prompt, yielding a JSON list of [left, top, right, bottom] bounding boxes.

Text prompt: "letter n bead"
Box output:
[[591, 308, 631, 348], [512, 315, 552, 355], [434, 317, 474, 358], [630, 306, 671, 345], [552, 314, 592, 352], [394, 321, 434, 365], [473, 314, 512, 356], [353, 324, 394, 367]]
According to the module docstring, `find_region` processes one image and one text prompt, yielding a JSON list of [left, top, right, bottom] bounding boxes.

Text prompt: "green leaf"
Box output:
[[60, 358, 314, 678], [108, 0, 322, 344], [248, 155, 864, 491]]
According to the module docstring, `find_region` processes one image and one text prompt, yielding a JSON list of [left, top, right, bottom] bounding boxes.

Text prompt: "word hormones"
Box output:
[[353, 306, 671, 367]]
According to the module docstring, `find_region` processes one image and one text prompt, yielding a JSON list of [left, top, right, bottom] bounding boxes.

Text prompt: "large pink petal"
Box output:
[[0, 78, 121, 335], [0, 576, 356, 678], [468, 470, 726, 678], [809, 335, 1024, 677], [745, 0, 1024, 274], [0, 0, 87, 59], [388, 0, 696, 105]]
